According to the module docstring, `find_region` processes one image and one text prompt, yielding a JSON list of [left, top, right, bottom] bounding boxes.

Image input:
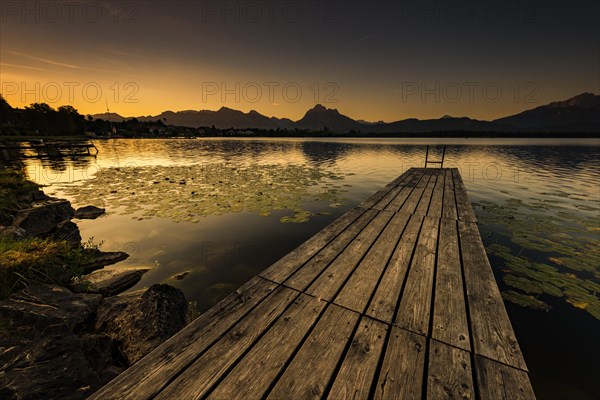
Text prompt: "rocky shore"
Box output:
[[0, 173, 190, 399]]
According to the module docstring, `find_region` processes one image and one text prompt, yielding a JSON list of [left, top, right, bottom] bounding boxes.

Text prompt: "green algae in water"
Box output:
[[280, 210, 313, 224], [502, 290, 552, 312], [60, 163, 349, 224], [476, 199, 600, 320]]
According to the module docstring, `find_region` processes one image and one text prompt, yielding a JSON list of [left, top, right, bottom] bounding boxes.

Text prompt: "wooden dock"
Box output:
[[0, 141, 98, 160], [90, 168, 535, 400]]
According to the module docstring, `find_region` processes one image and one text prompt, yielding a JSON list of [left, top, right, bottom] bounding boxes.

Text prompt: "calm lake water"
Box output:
[[17, 138, 600, 399]]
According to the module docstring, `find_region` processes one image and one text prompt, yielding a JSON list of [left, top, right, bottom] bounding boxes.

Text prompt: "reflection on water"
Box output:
[[9, 138, 600, 400]]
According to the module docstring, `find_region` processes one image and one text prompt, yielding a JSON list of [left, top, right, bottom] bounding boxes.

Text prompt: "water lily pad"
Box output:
[[502, 290, 552, 311], [475, 198, 600, 320], [59, 163, 348, 224]]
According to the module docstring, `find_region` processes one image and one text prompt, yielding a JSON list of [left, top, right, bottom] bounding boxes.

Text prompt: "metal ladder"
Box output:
[[424, 145, 446, 168]]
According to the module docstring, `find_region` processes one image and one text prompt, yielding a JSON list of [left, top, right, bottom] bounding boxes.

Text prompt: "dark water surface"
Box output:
[[20, 138, 600, 399]]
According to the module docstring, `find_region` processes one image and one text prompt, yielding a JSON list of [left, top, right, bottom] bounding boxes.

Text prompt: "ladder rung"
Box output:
[[424, 145, 446, 168]]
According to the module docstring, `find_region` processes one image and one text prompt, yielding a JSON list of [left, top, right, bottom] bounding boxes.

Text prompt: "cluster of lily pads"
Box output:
[[59, 163, 349, 224], [474, 196, 600, 320]]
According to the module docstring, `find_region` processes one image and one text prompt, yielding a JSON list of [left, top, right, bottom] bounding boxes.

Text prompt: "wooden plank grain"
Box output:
[[428, 168, 445, 218], [367, 214, 423, 324], [284, 208, 378, 292], [452, 168, 477, 222], [383, 185, 413, 213], [206, 294, 327, 400], [414, 169, 439, 216], [208, 294, 327, 400], [475, 356, 536, 400], [360, 168, 417, 209], [334, 211, 411, 314], [432, 218, 470, 351], [442, 169, 458, 220], [88, 276, 277, 400], [374, 326, 425, 400], [396, 216, 440, 336], [372, 185, 404, 211], [384, 169, 427, 213], [459, 220, 527, 370], [427, 339, 475, 400], [260, 206, 366, 283], [397, 171, 432, 214], [306, 210, 394, 302], [327, 317, 388, 400], [266, 304, 360, 400], [155, 286, 300, 400]]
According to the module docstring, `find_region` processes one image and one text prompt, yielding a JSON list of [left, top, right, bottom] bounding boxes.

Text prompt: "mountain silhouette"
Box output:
[[92, 93, 600, 133], [294, 104, 363, 132], [494, 93, 600, 131], [134, 107, 294, 129]]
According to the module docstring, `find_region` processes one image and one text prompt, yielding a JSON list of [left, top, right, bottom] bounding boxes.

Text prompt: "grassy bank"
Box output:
[[0, 237, 94, 299], [0, 168, 40, 223], [0, 168, 96, 299]]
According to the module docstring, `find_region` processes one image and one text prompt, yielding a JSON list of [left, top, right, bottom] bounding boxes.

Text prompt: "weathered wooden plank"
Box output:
[[284, 208, 378, 292], [475, 355, 536, 399], [88, 276, 277, 400], [384, 169, 427, 213], [205, 294, 326, 399], [260, 206, 366, 283], [266, 304, 360, 400], [427, 339, 475, 400], [360, 168, 417, 209], [327, 317, 388, 400], [334, 211, 411, 314], [396, 216, 439, 336], [155, 286, 300, 399], [415, 169, 440, 216], [442, 169, 458, 220], [372, 185, 404, 211], [452, 168, 477, 222], [397, 172, 432, 214], [392, 167, 425, 189], [374, 326, 425, 400], [371, 167, 425, 211], [459, 220, 527, 370], [383, 185, 413, 213], [432, 218, 470, 351], [205, 294, 327, 400], [306, 210, 394, 302], [428, 168, 445, 218], [367, 214, 423, 324]]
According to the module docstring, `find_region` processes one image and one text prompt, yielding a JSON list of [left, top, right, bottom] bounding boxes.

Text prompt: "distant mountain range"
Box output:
[[93, 93, 600, 133]]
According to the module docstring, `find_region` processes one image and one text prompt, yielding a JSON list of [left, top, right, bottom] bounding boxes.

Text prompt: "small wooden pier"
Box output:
[[91, 168, 535, 400], [0, 140, 98, 160]]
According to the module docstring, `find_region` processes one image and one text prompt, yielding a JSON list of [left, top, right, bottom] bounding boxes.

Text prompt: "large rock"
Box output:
[[70, 268, 149, 297], [16, 186, 50, 205], [74, 205, 105, 219], [95, 284, 189, 364], [42, 220, 82, 245], [80, 250, 129, 274], [0, 323, 101, 400], [0, 284, 126, 399], [80, 333, 121, 381], [0, 283, 101, 331], [11, 199, 74, 236]]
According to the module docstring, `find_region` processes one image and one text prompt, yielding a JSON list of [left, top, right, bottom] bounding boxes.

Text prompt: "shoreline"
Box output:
[[0, 169, 191, 399]]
